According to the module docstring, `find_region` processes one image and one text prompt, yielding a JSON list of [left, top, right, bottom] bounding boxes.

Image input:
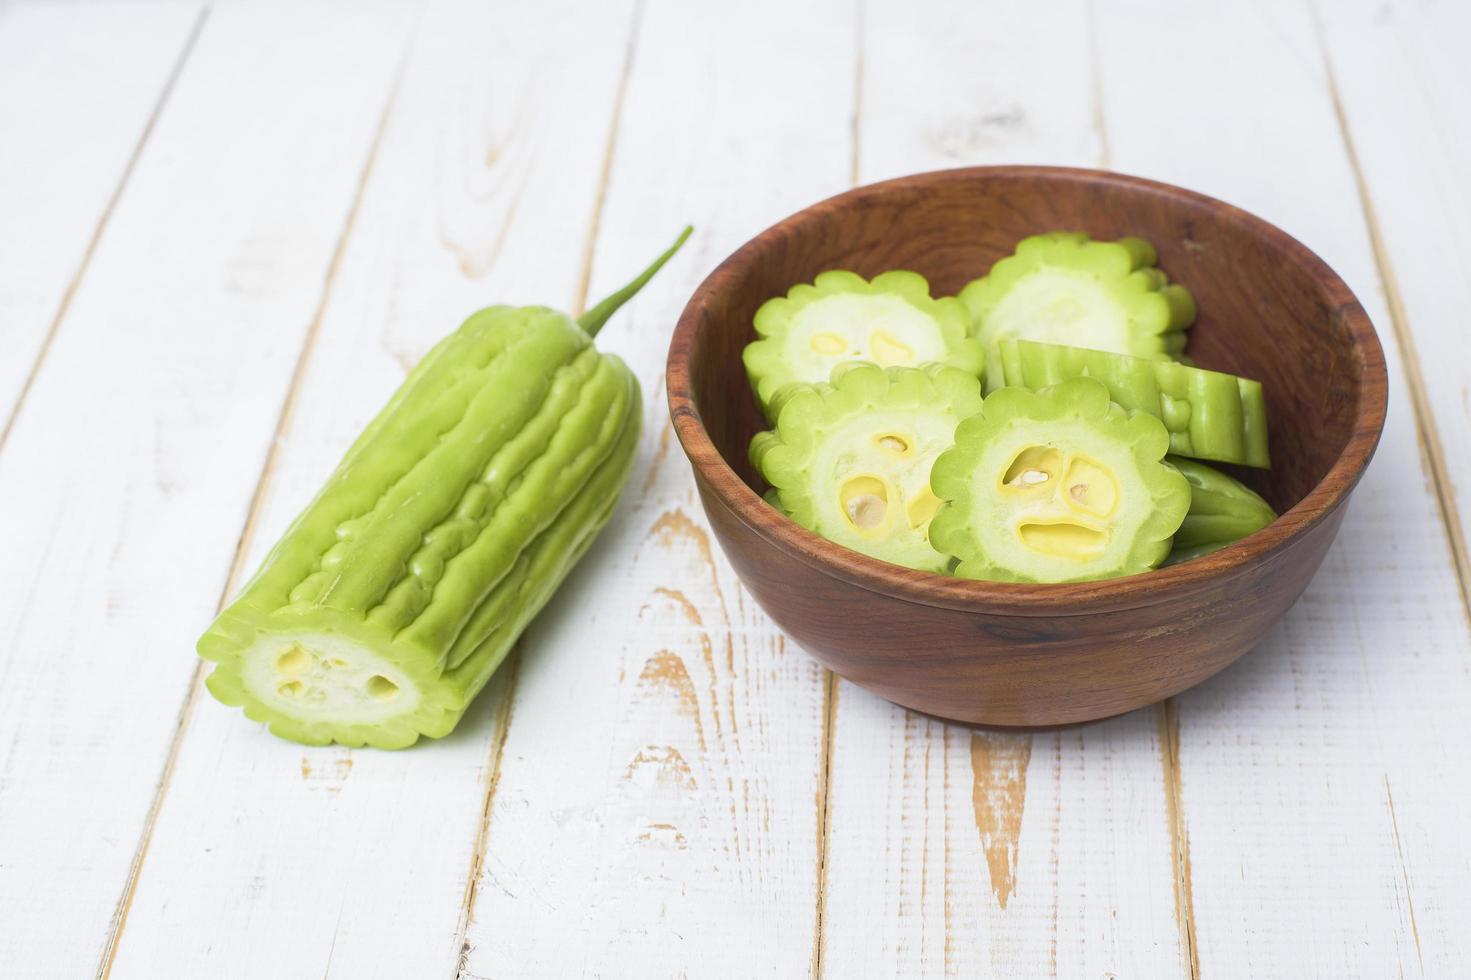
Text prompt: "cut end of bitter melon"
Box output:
[[201, 627, 455, 749], [930, 377, 1190, 583], [998, 339, 1270, 468], [743, 270, 984, 418], [960, 232, 1195, 391], [752, 363, 984, 572]]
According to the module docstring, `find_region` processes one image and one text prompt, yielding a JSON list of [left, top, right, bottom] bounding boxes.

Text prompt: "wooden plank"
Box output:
[[1096, 0, 1471, 973], [0, 0, 201, 437], [0, 5, 410, 976], [818, 3, 1186, 976], [101, 2, 644, 977], [456, 0, 853, 974], [1316, 0, 1471, 627], [1312, 1, 1471, 973]]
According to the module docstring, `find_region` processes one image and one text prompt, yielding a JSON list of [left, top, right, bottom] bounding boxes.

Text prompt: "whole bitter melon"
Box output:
[[199, 229, 690, 748]]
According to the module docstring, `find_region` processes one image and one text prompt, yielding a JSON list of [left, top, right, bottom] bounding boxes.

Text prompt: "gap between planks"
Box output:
[[1311, 2, 1471, 630], [450, 652, 522, 976], [808, 670, 839, 978], [569, 0, 646, 320], [449, 2, 647, 969], [1156, 700, 1201, 980], [811, 7, 864, 971], [93, 21, 419, 978], [1381, 774, 1424, 971], [0, 5, 208, 457]]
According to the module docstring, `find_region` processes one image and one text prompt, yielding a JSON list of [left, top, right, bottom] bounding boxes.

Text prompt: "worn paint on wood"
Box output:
[[969, 733, 1033, 911]]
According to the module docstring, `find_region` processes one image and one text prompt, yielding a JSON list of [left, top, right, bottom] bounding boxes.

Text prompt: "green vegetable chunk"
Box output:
[[997, 339, 1269, 468], [198, 229, 691, 748], [930, 377, 1190, 583], [752, 363, 984, 572], [1163, 455, 1277, 564], [960, 232, 1195, 390], [742, 270, 984, 419]]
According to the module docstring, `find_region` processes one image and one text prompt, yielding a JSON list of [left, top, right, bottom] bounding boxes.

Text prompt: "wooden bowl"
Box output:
[[666, 166, 1387, 727]]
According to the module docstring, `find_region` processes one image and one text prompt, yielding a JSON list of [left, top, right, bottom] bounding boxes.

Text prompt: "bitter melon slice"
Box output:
[[960, 232, 1195, 390], [752, 363, 984, 572], [743, 270, 984, 418], [929, 377, 1190, 583], [997, 339, 1269, 468], [1162, 455, 1277, 564]]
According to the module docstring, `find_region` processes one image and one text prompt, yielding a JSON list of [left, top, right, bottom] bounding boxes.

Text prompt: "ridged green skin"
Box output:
[[743, 270, 984, 420], [960, 232, 1195, 391], [997, 339, 1270, 468], [200, 308, 640, 747], [200, 229, 689, 748], [930, 378, 1190, 583], [1163, 455, 1277, 564], [752, 363, 983, 572]]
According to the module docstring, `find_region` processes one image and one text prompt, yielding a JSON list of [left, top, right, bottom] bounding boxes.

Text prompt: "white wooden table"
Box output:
[[2, 0, 1468, 976]]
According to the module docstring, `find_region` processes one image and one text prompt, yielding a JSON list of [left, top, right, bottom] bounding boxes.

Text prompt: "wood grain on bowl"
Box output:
[[667, 166, 1387, 727]]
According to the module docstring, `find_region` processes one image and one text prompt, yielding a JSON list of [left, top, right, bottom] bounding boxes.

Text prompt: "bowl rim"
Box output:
[[666, 165, 1388, 616]]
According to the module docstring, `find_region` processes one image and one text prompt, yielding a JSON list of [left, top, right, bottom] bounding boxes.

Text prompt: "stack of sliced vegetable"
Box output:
[[745, 232, 1277, 584]]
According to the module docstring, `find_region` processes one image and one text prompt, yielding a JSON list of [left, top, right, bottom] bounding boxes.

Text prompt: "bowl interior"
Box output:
[[685, 169, 1368, 516]]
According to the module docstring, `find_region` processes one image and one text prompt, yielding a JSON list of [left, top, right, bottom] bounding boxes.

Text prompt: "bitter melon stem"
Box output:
[[577, 225, 693, 338]]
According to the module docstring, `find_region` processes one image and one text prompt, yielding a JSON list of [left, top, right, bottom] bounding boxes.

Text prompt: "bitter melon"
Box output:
[[1163, 455, 1277, 564], [960, 232, 1195, 391], [930, 377, 1190, 583], [751, 363, 984, 572], [743, 270, 984, 418], [997, 339, 1269, 468], [198, 229, 690, 748]]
